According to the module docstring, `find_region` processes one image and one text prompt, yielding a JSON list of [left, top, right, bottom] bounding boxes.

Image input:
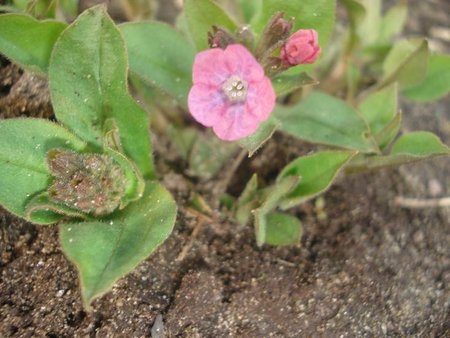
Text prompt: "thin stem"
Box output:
[[212, 148, 248, 206], [394, 196, 450, 209]]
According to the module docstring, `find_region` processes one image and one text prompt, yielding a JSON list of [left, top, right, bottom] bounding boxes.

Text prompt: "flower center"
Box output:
[[222, 75, 248, 103]]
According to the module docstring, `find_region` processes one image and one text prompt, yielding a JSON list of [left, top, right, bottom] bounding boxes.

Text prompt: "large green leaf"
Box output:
[[250, 0, 335, 50], [0, 14, 66, 74], [347, 131, 450, 172], [277, 151, 354, 209], [275, 91, 378, 152], [49, 6, 154, 179], [185, 0, 238, 51], [0, 118, 86, 223], [380, 38, 429, 90], [402, 54, 450, 102], [120, 22, 195, 108], [60, 181, 177, 309]]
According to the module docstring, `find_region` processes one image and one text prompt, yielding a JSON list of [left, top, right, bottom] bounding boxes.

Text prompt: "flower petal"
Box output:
[[188, 83, 226, 127], [224, 44, 265, 82], [212, 104, 260, 141], [247, 77, 276, 121], [192, 48, 229, 86]]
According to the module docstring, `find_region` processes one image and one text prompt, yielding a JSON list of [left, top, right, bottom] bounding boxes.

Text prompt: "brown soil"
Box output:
[[1, 1, 449, 337]]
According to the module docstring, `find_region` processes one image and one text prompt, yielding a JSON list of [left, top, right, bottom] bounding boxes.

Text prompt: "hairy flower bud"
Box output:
[[280, 29, 321, 66], [47, 149, 127, 216], [266, 12, 293, 42], [208, 26, 235, 49], [256, 12, 293, 59]]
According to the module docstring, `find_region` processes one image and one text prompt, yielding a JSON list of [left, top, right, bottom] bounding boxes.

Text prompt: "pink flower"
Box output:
[[281, 29, 321, 66], [188, 44, 276, 141]]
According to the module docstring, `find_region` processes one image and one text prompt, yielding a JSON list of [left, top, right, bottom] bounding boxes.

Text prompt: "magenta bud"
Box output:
[[281, 29, 321, 66]]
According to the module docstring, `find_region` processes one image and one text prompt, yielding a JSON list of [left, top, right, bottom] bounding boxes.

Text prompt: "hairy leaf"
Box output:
[[348, 132, 450, 172], [120, 22, 195, 108], [278, 151, 354, 209], [402, 54, 450, 102], [49, 5, 154, 179], [275, 92, 378, 152], [265, 212, 302, 246], [251, 0, 335, 50], [239, 116, 280, 157], [0, 14, 65, 73], [380, 38, 429, 90], [272, 73, 318, 97], [60, 181, 177, 309], [0, 119, 85, 223], [185, 0, 238, 51]]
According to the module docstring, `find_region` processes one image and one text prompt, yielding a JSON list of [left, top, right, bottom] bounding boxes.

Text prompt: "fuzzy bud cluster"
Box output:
[[47, 149, 127, 216]]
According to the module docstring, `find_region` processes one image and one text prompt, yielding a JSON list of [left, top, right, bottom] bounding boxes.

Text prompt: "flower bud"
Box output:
[[265, 12, 293, 42], [281, 29, 321, 66], [256, 12, 293, 58], [208, 26, 235, 49], [47, 149, 127, 216]]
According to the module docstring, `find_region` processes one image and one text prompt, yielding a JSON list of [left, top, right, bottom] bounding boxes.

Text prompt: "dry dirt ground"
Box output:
[[0, 0, 449, 337]]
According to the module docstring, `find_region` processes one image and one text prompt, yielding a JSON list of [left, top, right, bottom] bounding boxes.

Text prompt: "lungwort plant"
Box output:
[[0, 0, 449, 308]]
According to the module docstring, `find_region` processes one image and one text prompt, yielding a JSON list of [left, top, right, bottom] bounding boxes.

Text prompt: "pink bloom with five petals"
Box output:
[[188, 44, 276, 141]]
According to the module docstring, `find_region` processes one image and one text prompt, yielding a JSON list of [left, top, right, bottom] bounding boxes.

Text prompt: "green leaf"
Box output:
[[58, 0, 78, 19], [277, 151, 354, 209], [25, 192, 89, 224], [250, 0, 336, 52], [275, 91, 378, 152], [272, 73, 318, 97], [0, 118, 86, 223], [354, 0, 381, 46], [264, 212, 302, 246], [380, 38, 429, 90], [254, 176, 299, 246], [359, 83, 398, 134], [185, 0, 238, 51], [402, 54, 450, 102], [0, 14, 66, 74], [120, 22, 196, 108], [239, 116, 280, 157], [341, 0, 366, 34], [14, 0, 56, 19], [378, 0, 408, 44], [359, 83, 400, 149], [391, 132, 449, 156], [49, 5, 154, 179], [60, 181, 177, 309], [374, 110, 402, 150], [238, 0, 262, 23], [104, 147, 145, 208], [347, 131, 450, 172]]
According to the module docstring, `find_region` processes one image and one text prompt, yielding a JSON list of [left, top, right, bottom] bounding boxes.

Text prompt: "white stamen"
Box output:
[[222, 75, 248, 103]]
